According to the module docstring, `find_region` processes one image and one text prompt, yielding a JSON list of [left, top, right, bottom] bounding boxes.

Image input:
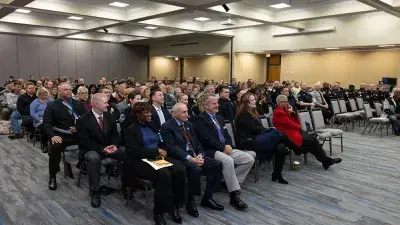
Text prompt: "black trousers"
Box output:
[[22, 115, 34, 133], [84, 147, 125, 192], [48, 136, 78, 177], [182, 156, 222, 201], [320, 108, 333, 121], [37, 124, 48, 146], [129, 157, 187, 213], [292, 133, 330, 163]]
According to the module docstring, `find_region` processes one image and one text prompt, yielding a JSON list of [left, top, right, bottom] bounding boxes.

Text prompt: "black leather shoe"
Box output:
[[48, 177, 57, 190], [229, 191, 248, 211], [91, 191, 101, 208], [201, 198, 224, 211], [154, 213, 167, 225], [42, 145, 48, 153], [168, 206, 182, 224], [271, 173, 289, 184], [323, 158, 342, 170], [186, 200, 199, 217]]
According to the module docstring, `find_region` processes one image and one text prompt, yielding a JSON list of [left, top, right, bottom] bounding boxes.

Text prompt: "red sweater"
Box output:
[[273, 106, 303, 147]]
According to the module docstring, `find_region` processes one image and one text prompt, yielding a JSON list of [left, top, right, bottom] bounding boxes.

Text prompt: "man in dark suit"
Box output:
[[43, 82, 87, 191], [151, 88, 171, 129], [217, 85, 236, 122], [194, 94, 255, 211], [76, 93, 125, 208], [161, 103, 223, 218], [17, 82, 37, 139]]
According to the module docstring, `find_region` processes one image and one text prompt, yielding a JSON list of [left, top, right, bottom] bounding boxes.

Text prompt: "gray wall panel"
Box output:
[[0, 34, 18, 80], [17, 36, 39, 80], [93, 42, 109, 80], [58, 39, 76, 79], [75, 40, 94, 84], [124, 45, 148, 81], [38, 37, 58, 77], [108, 43, 123, 80]]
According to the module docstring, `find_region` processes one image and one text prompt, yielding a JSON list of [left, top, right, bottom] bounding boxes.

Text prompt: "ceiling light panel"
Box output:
[[194, 17, 210, 21], [144, 26, 158, 30], [109, 2, 129, 7], [68, 16, 83, 20], [15, 9, 31, 13], [270, 3, 291, 9]]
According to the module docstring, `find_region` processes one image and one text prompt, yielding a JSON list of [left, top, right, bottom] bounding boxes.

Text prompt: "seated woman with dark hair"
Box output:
[[235, 92, 291, 184], [272, 95, 342, 170], [124, 102, 187, 225]]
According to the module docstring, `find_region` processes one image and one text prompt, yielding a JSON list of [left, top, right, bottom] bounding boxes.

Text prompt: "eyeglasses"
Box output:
[[79, 92, 88, 95]]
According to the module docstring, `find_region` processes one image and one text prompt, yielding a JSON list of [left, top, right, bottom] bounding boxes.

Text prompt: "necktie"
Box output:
[[98, 116, 103, 131], [157, 108, 166, 125], [179, 124, 195, 156], [211, 115, 225, 143]]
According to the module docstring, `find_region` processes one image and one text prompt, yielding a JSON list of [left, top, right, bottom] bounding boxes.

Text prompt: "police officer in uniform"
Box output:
[[321, 82, 332, 106], [366, 84, 379, 108], [377, 85, 390, 103], [297, 82, 315, 110]]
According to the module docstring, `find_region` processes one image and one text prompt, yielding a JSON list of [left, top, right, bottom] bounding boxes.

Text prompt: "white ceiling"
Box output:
[[0, 0, 399, 44]]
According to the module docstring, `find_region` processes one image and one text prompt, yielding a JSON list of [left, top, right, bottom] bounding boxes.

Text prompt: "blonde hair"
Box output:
[[36, 87, 49, 97]]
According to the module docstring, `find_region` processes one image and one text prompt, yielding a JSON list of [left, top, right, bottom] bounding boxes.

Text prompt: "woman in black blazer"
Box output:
[[235, 92, 292, 184], [124, 102, 187, 225]]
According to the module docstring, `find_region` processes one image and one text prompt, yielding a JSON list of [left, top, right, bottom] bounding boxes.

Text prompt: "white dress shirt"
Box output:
[[153, 104, 166, 125]]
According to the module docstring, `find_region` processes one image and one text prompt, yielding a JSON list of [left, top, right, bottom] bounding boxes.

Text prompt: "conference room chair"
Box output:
[[60, 144, 80, 178], [310, 109, 344, 155], [349, 98, 366, 127], [361, 103, 390, 137], [331, 100, 354, 131], [226, 121, 259, 183]]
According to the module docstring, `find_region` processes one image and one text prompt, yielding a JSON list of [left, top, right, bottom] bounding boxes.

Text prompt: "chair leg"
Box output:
[[77, 171, 82, 187], [387, 123, 389, 136], [329, 137, 332, 156], [144, 184, 150, 220], [340, 135, 343, 153], [362, 124, 369, 135], [368, 124, 375, 133], [289, 149, 292, 169], [304, 154, 308, 165]]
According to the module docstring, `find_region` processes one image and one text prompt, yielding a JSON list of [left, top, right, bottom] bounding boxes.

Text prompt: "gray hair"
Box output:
[[77, 86, 88, 94], [276, 95, 288, 104], [91, 93, 107, 105], [202, 93, 217, 106], [171, 103, 186, 117], [36, 87, 49, 96]]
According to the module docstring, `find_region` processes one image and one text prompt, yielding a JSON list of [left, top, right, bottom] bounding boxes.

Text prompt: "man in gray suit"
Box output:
[[311, 83, 332, 124]]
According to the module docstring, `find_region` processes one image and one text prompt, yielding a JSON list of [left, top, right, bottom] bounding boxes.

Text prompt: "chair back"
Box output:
[[297, 110, 314, 131], [374, 102, 383, 116], [267, 106, 273, 116], [331, 100, 341, 115], [261, 118, 270, 128], [363, 103, 373, 119], [349, 98, 358, 112], [269, 115, 274, 126], [311, 109, 326, 130], [225, 123, 236, 147], [338, 99, 348, 113], [356, 97, 364, 110]]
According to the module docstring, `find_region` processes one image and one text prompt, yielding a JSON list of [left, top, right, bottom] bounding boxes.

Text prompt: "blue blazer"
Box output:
[[151, 105, 172, 129], [160, 119, 204, 162]]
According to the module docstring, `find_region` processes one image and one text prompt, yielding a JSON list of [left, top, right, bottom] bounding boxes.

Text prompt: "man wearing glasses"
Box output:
[[77, 86, 92, 111]]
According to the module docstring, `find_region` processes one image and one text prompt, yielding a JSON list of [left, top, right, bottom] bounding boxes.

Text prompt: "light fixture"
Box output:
[[103, 28, 109, 33], [326, 47, 340, 50], [166, 55, 174, 58], [109, 2, 129, 7], [15, 9, 31, 13], [379, 45, 395, 47], [175, 57, 179, 61], [194, 17, 210, 21], [206, 53, 215, 56], [222, 4, 230, 12], [270, 3, 291, 9], [273, 26, 336, 37], [144, 26, 158, 30], [68, 16, 83, 20]]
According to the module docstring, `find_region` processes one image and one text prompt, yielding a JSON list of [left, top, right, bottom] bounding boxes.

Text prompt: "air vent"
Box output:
[[170, 42, 199, 47]]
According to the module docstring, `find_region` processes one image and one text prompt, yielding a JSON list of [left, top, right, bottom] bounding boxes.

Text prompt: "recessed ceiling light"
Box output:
[[379, 45, 395, 47], [144, 26, 158, 30], [206, 53, 215, 56], [15, 9, 31, 13], [289, 49, 300, 51], [270, 3, 291, 9], [326, 47, 340, 50], [68, 16, 83, 20], [109, 2, 129, 7], [194, 17, 210, 21]]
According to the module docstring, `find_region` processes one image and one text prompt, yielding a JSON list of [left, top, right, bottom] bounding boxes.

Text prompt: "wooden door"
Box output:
[[268, 65, 281, 81]]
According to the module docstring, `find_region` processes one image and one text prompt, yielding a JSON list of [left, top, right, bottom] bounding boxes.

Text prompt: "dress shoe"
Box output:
[[42, 145, 48, 153], [168, 206, 182, 224], [201, 198, 224, 211], [91, 191, 101, 208], [48, 177, 57, 190], [28, 133, 34, 141], [153, 213, 167, 225], [229, 191, 248, 211], [271, 173, 289, 184], [124, 187, 133, 200], [186, 200, 199, 217], [8, 133, 23, 139], [323, 158, 342, 170]]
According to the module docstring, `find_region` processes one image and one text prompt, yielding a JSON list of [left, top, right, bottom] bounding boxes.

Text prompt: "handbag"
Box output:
[[255, 128, 283, 152]]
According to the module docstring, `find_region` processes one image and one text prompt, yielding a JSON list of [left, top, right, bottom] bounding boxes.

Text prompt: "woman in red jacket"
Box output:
[[273, 95, 342, 170]]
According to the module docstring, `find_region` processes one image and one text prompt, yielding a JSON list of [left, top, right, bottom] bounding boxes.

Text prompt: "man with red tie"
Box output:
[[76, 93, 125, 208]]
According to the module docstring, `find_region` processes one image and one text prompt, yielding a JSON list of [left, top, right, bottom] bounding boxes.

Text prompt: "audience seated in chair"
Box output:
[[7, 81, 23, 139], [217, 85, 236, 122], [77, 86, 92, 111], [116, 87, 134, 113], [194, 94, 255, 211], [383, 88, 400, 136], [311, 83, 333, 124], [30, 87, 53, 153], [272, 95, 342, 170], [124, 102, 187, 225], [43, 82, 87, 191], [235, 92, 292, 184], [161, 103, 224, 218], [76, 93, 126, 208], [151, 88, 171, 129], [17, 82, 37, 140], [100, 86, 120, 122]]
